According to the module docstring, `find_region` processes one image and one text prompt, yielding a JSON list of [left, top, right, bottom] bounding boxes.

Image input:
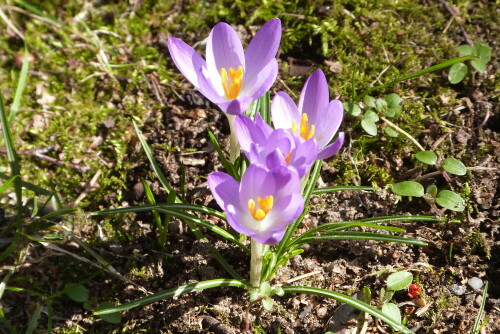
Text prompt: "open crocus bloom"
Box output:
[[167, 19, 281, 115], [234, 114, 317, 178], [208, 165, 304, 245], [271, 69, 345, 160]]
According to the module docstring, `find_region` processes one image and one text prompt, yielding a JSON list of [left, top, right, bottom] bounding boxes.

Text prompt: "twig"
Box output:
[[244, 300, 259, 332], [286, 270, 321, 284], [437, 0, 473, 45], [0, 146, 90, 173], [73, 169, 102, 206], [411, 170, 442, 182], [0, 6, 24, 39], [380, 117, 425, 151]]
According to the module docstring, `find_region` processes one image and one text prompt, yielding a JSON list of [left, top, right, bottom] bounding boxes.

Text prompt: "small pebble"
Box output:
[[317, 306, 328, 318], [449, 284, 467, 296], [467, 277, 483, 292]]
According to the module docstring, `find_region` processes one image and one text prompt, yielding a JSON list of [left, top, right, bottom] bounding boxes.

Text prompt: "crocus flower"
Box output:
[[208, 165, 304, 245], [167, 19, 281, 115], [271, 69, 345, 160], [234, 114, 317, 178]]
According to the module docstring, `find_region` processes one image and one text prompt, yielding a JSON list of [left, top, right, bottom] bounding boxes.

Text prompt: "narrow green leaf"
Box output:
[[382, 303, 402, 324], [15, 1, 67, 27], [415, 151, 437, 165], [94, 279, 248, 315], [386, 271, 413, 291], [393, 181, 424, 197], [294, 232, 427, 247], [357, 56, 477, 100], [25, 304, 42, 334], [9, 46, 30, 123], [436, 190, 465, 212], [133, 121, 179, 201], [312, 186, 379, 194], [97, 302, 121, 324], [471, 282, 488, 334], [448, 63, 468, 84], [361, 119, 378, 136], [282, 286, 414, 334], [343, 102, 361, 116], [64, 284, 89, 303], [0, 175, 19, 195], [207, 130, 239, 180], [442, 157, 467, 175]]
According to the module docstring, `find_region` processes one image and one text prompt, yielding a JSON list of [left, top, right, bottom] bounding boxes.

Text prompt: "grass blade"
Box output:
[[8, 46, 30, 123], [357, 56, 477, 100], [471, 281, 489, 334], [282, 286, 414, 334], [207, 130, 238, 180], [0, 175, 19, 195], [25, 303, 42, 334], [133, 121, 180, 201], [312, 185, 380, 194], [94, 279, 248, 315], [293, 231, 427, 247]]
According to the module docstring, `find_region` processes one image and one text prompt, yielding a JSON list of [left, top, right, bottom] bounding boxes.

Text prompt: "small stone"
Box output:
[[475, 295, 483, 306], [467, 277, 483, 292], [317, 306, 328, 318], [449, 284, 466, 296]]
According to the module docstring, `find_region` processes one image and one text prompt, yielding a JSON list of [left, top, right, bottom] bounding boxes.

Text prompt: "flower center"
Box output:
[[220, 66, 243, 100], [284, 152, 293, 165], [247, 195, 274, 221], [291, 113, 315, 140]]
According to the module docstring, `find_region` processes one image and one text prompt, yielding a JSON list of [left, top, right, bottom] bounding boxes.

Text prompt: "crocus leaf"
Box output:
[[457, 45, 473, 56], [436, 190, 465, 211], [65, 284, 89, 303], [361, 119, 378, 136], [442, 157, 467, 175], [415, 151, 437, 165], [386, 93, 401, 107], [392, 181, 424, 197], [387, 271, 413, 291], [363, 95, 376, 108], [343, 102, 361, 116], [97, 302, 122, 324], [382, 303, 402, 324], [448, 63, 468, 84]]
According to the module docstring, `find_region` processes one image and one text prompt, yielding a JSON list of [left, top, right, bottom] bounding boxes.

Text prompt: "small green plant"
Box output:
[[344, 93, 402, 137], [448, 41, 492, 84], [392, 151, 467, 212]]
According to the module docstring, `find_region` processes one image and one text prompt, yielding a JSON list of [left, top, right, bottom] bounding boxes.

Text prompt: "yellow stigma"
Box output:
[[247, 196, 274, 221], [220, 66, 243, 100], [292, 113, 315, 140], [284, 152, 293, 164]]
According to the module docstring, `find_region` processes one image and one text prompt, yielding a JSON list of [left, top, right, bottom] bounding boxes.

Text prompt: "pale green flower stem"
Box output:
[[250, 238, 267, 288], [225, 114, 240, 163]]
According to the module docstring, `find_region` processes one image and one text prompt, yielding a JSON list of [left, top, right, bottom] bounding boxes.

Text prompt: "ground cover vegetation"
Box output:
[[0, 0, 498, 333]]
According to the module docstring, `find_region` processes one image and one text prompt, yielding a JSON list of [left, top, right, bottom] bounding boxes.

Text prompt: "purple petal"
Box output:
[[266, 192, 304, 230], [271, 92, 300, 130], [206, 22, 245, 76], [251, 229, 286, 245], [317, 132, 345, 160], [240, 60, 278, 100], [217, 96, 253, 115], [254, 114, 274, 138], [226, 209, 256, 236], [264, 150, 286, 170], [234, 114, 271, 152], [244, 18, 281, 85], [167, 37, 207, 89], [207, 172, 239, 211], [197, 67, 226, 103], [270, 166, 301, 196], [239, 165, 276, 205], [298, 69, 329, 125], [315, 99, 344, 149], [290, 138, 318, 177]]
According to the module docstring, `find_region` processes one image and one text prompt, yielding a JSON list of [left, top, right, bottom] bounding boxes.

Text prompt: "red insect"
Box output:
[[407, 283, 422, 298]]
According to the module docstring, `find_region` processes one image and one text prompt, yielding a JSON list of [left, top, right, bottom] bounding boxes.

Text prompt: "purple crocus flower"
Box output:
[[208, 165, 304, 245], [234, 114, 317, 178], [271, 69, 345, 160], [167, 19, 281, 115]]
